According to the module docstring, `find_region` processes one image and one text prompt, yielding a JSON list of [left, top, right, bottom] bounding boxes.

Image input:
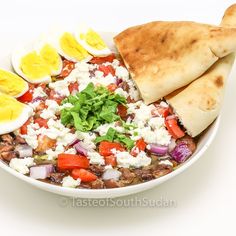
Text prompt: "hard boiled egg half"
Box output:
[[52, 31, 92, 62], [74, 25, 111, 56], [0, 92, 33, 135], [0, 68, 29, 98], [12, 42, 62, 84]]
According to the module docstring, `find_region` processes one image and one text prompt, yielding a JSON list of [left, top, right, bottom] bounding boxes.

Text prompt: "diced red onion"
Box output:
[[116, 78, 123, 85], [15, 145, 33, 158], [69, 138, 80, 146], [32, 97, 44, 103], [30, 164, 54, 179], [73, 141, 88, 156], [170, 143, 192, 163], [148, 144, 168, 156], [168, 139, 177, 152], [102, 168, 121, 181]]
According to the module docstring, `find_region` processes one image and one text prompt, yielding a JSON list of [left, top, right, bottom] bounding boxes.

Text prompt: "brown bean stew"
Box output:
[[0, 55, 196, 189]]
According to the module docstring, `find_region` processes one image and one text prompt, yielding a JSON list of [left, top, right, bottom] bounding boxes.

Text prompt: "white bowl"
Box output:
[[0, 32, 220, 198]]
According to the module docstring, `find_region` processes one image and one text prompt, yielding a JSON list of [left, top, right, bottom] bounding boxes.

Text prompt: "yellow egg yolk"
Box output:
[[20, 51, 51, 79], [80, 29, 106, 50], [40, 44, 61, 72], [60, 32, 90, 61], [0, 93, 24, 123], [0, 69, 27, 97]]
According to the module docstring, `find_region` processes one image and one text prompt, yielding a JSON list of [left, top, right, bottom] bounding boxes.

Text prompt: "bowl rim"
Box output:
[[0, 117, 220, 198]]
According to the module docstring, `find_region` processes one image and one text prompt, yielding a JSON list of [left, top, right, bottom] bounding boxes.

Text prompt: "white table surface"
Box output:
[[1, 0, 236, 235]]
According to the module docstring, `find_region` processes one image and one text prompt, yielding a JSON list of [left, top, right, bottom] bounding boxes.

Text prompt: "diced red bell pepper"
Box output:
[[57, 154, 89, 170], [71, 169, 97, 182], [99, 141, 125, 156]]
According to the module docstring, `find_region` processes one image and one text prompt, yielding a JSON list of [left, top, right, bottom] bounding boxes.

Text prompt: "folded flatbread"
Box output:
[[165, 4, 236, 137], [114, 19, 236, 104]]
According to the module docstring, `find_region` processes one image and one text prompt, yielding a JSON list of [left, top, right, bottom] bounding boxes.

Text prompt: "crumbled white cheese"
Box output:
[[132, 126, 171, 146], [40, 99, 60, 119], [49, 80, 70, 97], [41, 118, 77, 145], [95, 122, 124, 136], [114, 87, 129, 98], [46, 144, 65, 160], [115, 66, 129, 80], [130, 103, 155, 128], [9, 158, 35, 174], [28, 100, 40, 111], [32, 87, 47, 99], [112, 59, 120, 68], [59, 103, 73, 110], [62, 176, 81, 188], [76, 131, 97, 150], [159, 160, 173, 166], [160, 101, 169, 108], [148, 117, 165, 130], [114, 150, 151, 168], [21, 123, 40, 149], [87, 151, 105, 165]]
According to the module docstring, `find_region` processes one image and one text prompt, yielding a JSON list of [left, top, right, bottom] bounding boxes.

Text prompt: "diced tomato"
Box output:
[[131, 138, 147, 156], [49, 90, 63, 105], [18, 90, 33, 103], [104, 155, 117, 167], [117, 104, 127, 119], [34, 117, 48, 128], [99, 141, 125, 156], [36, 135, 56, 153], [57, 154, 89, 170], [151, 107, 170, 118], [165, 118, 185, 139], [59, 60, 75, 78], [68, 82, 79, 94], [98, 65, 115, 76], [71, 169, 97, 182], [89, 54, 116, 64], [20, 119, 31, 135], [107, 83, 117, 92]]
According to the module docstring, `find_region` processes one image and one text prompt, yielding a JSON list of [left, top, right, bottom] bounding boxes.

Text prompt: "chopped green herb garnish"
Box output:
[[60, 83, 127, 132], [95, 128, 135, 150]]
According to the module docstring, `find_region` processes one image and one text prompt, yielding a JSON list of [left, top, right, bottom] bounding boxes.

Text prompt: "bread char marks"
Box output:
[[214, 75, 224, 88]]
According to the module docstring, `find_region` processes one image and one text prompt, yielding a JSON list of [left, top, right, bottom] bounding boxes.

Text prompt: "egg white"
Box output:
[[74, 25, 111, 57], [0, 68, 29, 98], [0, 104, 33, 135]]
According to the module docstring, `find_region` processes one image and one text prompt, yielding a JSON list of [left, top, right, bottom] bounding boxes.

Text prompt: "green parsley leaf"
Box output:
[[60, 83, 127, 132]]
